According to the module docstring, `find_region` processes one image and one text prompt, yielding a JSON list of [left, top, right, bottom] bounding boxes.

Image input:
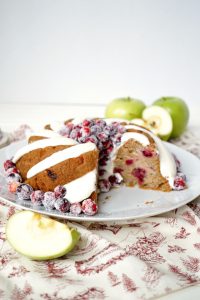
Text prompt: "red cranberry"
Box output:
[[82, 198, 98, 216], [16, 184, 33, 201], [6, 167, 19, 175], [132, 168, 146, 183], [6, 173, 22, 184], [82, 119, 91, 126], [113, 167, 123, 174], [142, 149, 153, 157], [70, 202, 82, 215], [99, 169, 106, 176], [174, 177, 186, 190], [54, 185, 67, 199], [98, 179, 111, 192], [4, 160, 15, 171], [54, 198, 70, 212], [108, 174, 123, 186], [30, 190, 44, 205], [125, 159, 134, 165], [81, 126, 91, 136]]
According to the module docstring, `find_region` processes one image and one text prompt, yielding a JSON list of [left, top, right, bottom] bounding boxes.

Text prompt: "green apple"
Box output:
[[153, 97, 189, 138], [105, 97, 146, 120], [142, 106, 173, 141], [6, 211, 80, 260]]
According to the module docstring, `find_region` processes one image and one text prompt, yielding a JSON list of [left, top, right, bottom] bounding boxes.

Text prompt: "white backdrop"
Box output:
[[0, 0, 200, 107]]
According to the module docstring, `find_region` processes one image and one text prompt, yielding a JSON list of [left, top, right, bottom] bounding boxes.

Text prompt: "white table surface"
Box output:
[[0, 103, 200, 300]]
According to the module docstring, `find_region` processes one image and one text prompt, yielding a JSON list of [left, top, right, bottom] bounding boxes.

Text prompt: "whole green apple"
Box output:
[[153, 97, 189, 138], [105, 97, 146, 120]]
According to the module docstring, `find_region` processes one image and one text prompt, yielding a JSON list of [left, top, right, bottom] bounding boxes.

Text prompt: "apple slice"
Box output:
[[142, 105, 173, 141], [6, 211, 80, 260]]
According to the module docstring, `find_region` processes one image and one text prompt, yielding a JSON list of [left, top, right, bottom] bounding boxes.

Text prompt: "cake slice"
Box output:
[[12, 137, 99, 205]]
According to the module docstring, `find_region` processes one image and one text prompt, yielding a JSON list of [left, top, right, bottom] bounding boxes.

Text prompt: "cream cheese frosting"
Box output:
[[13, 137, 78, 163], [27, 129, 61, 139], [63, 170, 97, 203]]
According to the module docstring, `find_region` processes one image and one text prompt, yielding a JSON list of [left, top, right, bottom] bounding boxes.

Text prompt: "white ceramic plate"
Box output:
[[0, 141, 200, 222]]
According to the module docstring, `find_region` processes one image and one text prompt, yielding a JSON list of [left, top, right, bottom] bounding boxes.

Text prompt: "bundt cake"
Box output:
[[3, 118, 186, 216]]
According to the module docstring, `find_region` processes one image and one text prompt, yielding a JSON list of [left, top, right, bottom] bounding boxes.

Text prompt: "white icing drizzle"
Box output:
[[27, 129, 61, 139], [63, 170, 97, 203], [125, 124, 177, 187], [121, 132, 150, 147], [13, 137, 78, 163], [50, 121, 66, 132], [27, 142, 97, 178]]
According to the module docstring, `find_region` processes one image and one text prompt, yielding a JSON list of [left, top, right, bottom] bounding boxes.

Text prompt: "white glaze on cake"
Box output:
[[50, 121, 66, 132], [27, 129, 61, 139], [125, 124, 177, 187], [121, 132, 150, 147], [13, 137, 78, 163], [63, 169, 97, 203], [27, 142, 97, 178]]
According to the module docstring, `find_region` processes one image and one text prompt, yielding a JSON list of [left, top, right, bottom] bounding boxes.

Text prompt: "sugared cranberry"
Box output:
[[125, 159, 134, 165], [108, 173, 123, 186], [4, 160, 15, 171], [85, 135, 98, 145], [30, 190, 44, 205], [42, 192, 56, 210], [54, 185, 67, 199], [142, 149, 153, 157], [6, 167, 19, 175], [174, 176, 186, 190], [54, 198, 70, 213], [82, 119, 91, 127], [6, 173, 22, 184], [99, 157, 108, 166], [99, 169, 106, 176], [16, 183, 33, 201], [95, 119, 107, 127], [81, 126, 91, 137], [8, 182, 20, 194], [98, 179, 111, 192], [97, 132, 107, 142], [132, 168, 146, 183], [70, 202, 82, 215], [82, 198, 98, 216]]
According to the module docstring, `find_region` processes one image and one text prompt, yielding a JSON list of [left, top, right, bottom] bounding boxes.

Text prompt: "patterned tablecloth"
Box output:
[[0, 126, 200, 300]]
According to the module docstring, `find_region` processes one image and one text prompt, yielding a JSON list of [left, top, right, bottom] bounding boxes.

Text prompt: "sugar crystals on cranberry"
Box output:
[[82, 198, 98, 216], [70, 202, 82, 215], [54, 198, 70, 213], [4, 160, 15, 171], [54, 185, 67, 199], [42, 192, 56, 210], [6, 172, 22, 184], [16, 183, 33, 201], [30, 190, 44, 205]]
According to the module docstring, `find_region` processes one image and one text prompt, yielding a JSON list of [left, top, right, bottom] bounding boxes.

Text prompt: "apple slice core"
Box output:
[[142, 106, 173, 140], [6, 211, 80, 260]]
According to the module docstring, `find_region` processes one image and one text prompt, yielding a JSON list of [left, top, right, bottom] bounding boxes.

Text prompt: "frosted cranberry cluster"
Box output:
[[59, 118, 126, 192], [3, 159, 98, 216]]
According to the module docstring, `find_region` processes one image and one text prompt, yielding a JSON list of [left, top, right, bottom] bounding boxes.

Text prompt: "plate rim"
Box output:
[[0, 140, 200, 222]]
